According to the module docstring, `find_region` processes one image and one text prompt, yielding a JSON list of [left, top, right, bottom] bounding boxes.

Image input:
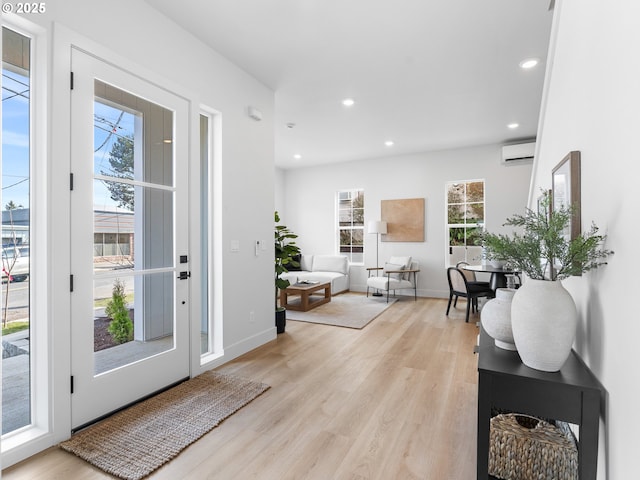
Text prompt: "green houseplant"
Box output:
[[275, 211, 301, 333], [482, 191, 612, 281], [481, 190, 613, 371]]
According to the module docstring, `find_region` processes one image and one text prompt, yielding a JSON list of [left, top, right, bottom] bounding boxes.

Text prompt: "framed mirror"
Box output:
[[552, 150, 581, 241]]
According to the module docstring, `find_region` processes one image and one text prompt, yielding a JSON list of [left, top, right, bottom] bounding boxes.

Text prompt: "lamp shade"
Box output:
[[368, 220, 387, 234]]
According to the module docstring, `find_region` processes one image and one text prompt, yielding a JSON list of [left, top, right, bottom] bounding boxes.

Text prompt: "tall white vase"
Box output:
[[511, 278, 578, 372], [481, 288, 517, 351]]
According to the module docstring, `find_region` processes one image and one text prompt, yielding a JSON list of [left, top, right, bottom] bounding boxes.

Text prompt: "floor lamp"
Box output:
[[368, 220, 387, 296]]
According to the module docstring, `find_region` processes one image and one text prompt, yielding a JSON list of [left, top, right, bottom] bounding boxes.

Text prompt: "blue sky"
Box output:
[[2, 65, 136, 213], [93, 100, 135, 210], [2, 68, 30, 210]]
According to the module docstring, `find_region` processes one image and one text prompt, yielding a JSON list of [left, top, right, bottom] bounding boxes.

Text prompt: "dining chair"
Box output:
[[456, 261, 491, 289], [446, 267, 494, 323]]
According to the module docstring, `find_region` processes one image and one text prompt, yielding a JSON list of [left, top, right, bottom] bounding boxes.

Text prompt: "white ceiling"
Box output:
[[145, 0, 553, 169]]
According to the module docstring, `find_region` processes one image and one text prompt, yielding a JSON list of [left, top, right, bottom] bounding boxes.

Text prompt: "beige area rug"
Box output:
[[287, 292, 398, 329], [60, 371, 269, 480]]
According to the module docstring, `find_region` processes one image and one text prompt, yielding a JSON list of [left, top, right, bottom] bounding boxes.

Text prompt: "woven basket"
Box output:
[[489, 413, 578, 480]]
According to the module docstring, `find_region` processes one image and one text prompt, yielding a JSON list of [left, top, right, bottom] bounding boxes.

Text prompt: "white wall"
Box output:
[[282, 144, 532, 297], [275, 167, 286, 217], [6, 0, 275, 464], [530, 1, 638, 477]]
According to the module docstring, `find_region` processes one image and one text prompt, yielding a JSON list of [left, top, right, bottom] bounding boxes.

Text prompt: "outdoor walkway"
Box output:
[[2, 329, 171, 435]]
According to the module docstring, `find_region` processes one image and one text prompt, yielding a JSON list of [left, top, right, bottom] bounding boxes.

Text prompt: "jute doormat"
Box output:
[[60, 371, 269, 480]]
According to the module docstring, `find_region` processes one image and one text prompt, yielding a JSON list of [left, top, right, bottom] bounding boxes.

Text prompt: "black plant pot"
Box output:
[[275, 308, 286, 334]]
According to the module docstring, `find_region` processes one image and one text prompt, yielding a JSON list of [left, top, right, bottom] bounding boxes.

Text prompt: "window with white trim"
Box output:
[[2, 25, 33, 436], [446, 180, 485, 266], [337, 189, 364, 264]]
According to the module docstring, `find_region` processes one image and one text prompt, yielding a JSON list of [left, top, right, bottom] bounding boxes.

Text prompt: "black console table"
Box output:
[[477, 327, 604, 480]]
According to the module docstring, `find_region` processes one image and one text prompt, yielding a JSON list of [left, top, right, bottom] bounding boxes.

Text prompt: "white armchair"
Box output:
[[366, 256, 419, 302]]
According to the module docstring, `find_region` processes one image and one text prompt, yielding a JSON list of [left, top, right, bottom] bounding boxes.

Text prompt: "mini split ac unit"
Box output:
[[501, 142, 536, 164]]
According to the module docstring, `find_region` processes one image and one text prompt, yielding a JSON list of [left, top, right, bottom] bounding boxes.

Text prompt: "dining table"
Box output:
[[461, 264, 520, 292]]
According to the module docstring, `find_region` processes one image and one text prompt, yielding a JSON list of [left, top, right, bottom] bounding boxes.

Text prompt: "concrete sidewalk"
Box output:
[[2, 327, 171, 434]]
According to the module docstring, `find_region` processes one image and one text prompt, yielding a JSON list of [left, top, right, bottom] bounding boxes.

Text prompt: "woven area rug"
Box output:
[[287, 292, 397, 329], [60, 371, 269, 480]]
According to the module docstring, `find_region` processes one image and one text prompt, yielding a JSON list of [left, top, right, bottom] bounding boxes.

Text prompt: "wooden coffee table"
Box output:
[[280, 281, 331, 312]]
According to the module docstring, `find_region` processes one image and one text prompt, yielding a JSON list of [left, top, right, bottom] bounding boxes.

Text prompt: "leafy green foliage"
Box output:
[[102, 135, 134, 211], [275, 211, 301, 309], [106, 279, 133, 344], [482, 190, 613, 281]]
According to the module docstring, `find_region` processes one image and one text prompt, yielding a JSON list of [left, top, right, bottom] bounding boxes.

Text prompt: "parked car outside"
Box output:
[[2, 247, 29, 282]]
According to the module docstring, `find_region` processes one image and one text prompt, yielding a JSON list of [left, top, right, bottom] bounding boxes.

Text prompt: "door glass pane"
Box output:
[[94, 181, 173, 271], [200, 114, 209, 355], [93, 82, 175, 375], [94, 272, 174, 375], [2, 27, 31, 435]]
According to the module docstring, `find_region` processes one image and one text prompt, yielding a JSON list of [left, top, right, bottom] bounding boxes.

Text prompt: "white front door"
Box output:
[[70, 48, 190, 429]]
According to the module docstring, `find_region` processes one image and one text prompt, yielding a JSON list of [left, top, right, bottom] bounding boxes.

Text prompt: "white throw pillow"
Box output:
[[384, 262, 404, 280], [389, 256, 412, 280]]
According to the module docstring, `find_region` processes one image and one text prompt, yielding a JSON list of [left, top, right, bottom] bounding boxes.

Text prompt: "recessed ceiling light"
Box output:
[[519, 58, 540, 69], [384, 140, 394, 147], [342, 98, 355, 107], [293, 154, 302, 160], [507, 123, 519, 129]]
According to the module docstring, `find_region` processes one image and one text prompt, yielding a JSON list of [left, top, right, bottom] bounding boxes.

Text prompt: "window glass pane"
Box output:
[[449, 227, 465, 246], [466, 203, 484, 223], [2, 26, 31, 434], [351, 252, 364, 264], [93, 272, 174, 375], [467, 181, 484, 202], [94, 80, 173, 188], [199, 114, 210, 356], [352, 208, 364, 226], [339, 229, 351, 246], [447, 183, 464, 203], [339, 208, 353, 226], [466, 227, 483, 246], [94, 183, 172, 271], [352, 229, 363, 246], [94, 100, 135, 183], [448, 204, 464, 224]]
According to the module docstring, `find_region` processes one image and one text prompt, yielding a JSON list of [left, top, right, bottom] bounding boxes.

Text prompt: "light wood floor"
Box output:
[[3, 296, 480, 479]]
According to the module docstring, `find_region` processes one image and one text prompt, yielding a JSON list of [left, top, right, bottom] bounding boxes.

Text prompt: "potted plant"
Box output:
[[481, 190, 613, 371], [275, 211, 301, 333]]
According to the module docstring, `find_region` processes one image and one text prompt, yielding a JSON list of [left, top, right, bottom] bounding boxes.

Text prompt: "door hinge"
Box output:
[[70, 173, 74, 191], [70, 71, 74, 90], [70, 274, 74, 292], [70, 376, 74, 394]]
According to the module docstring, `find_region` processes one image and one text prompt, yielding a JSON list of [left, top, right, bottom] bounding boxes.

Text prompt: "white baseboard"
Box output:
[[201, 327, 276, 371]]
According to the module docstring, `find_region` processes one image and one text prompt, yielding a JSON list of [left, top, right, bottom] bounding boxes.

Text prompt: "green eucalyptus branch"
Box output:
[[482, 190, 613, 281]]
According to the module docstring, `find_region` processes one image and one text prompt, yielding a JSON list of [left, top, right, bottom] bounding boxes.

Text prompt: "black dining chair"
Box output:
[[446, 267, 495, 323], [456, 261, 491, 289]]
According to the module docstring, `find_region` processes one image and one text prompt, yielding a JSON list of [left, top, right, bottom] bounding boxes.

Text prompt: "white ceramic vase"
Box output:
[[510, 278, 578, 372], [481, 288, 517, 351]]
